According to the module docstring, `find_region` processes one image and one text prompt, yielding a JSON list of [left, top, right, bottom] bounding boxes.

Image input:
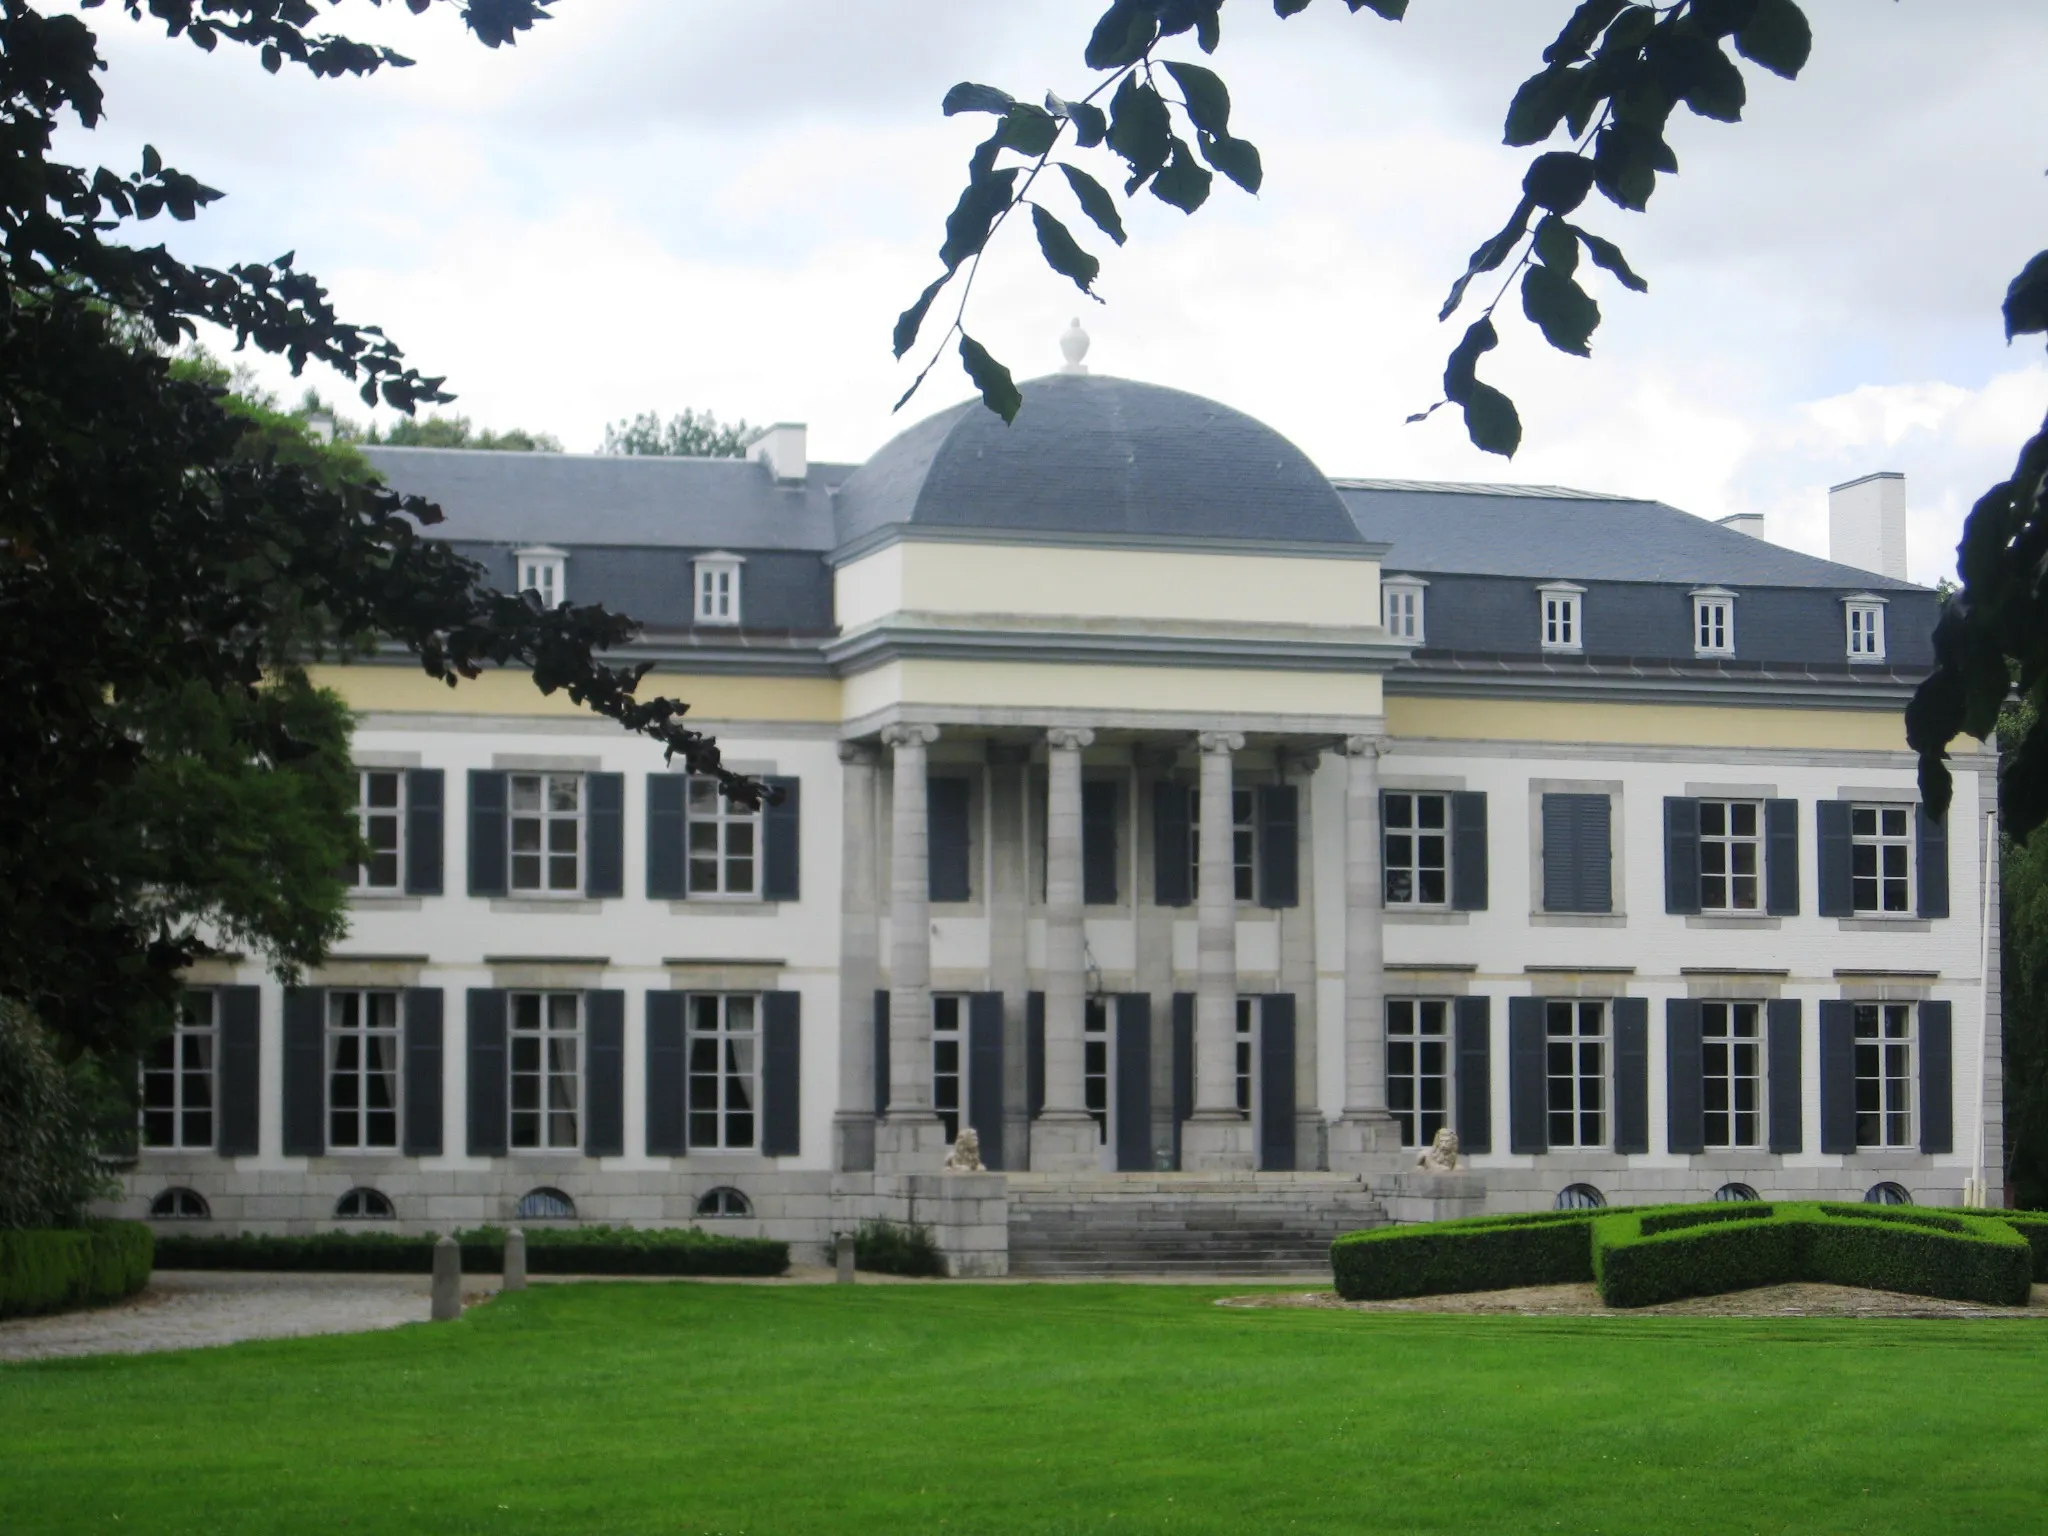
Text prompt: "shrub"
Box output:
[[0, 1221, 153, 1318], [0, 1002, 116, 1230], [155, 1225, 788, 1277], [1974, 1208, 2048, 1278], [826, 1219, 946, 1278], [1330, 1207, 1615, 1300]]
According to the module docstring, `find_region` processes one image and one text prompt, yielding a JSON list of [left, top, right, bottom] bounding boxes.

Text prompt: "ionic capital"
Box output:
[[1344, 734, 1391, 760], [880, 723, 941, 752], [1196, 730, 1246, 756], [838, 740, 880, 767], [1045, 726, 1096, 753]]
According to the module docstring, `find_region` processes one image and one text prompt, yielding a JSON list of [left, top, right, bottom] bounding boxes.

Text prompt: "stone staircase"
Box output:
[[1005, 1173, 1387, 1277]]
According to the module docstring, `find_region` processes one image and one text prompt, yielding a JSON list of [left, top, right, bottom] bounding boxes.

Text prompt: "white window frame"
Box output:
[[142, 991, 216, 1150], [694, 551, 744, 627], [1700, 1000, 1762, 1150], [1691, 586, 1736, 657], [1187, 785, 1258, 903], [1698, 799, 1763, 913], [1844, 594, 1888, 663], [1084, 996, 1110, 1145], [509, 771, 583, 894], [1381, 576, 1427, 643], [1544, 999, 1607, 1150], [1385, 998, 1451, 1149], [509, 991, 581, 1151], [515, 545, 567, 608], [1234, 996, 1256, 1115], [1538, 582, 1584, 653], [933, 993, 964, 1144], [687, 992, 759, 1151], [686, 775, 761, 897], [1383, 790, 1450, 908], [327, 990, 402, 1151], [1849, 802, 1913, 915], [353, 768, 405, 892], [1853, 1001, 1914, 1149]]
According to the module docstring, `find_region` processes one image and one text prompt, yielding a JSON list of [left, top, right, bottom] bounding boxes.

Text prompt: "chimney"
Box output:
[[746, 422, 807, 483], [1829, 472, 1907, 580], [1715, 512, 1766, 540], [305, 410, 336, 446]]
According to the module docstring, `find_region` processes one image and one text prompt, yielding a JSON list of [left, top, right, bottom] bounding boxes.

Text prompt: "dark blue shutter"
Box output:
[[1082, 779, 1119, 905], [467, 771, 508, 897], [1818, 1000, 1856, 1153], [1454, 995, 1491, 1153], [1026, 991, 1046, 1118], [872, 989, 890, 1118], [466, 989, 508, 1157], [1765, 799, 1800, 916], [1766, 999, 1802, 1153], [405, 769, 444, 895], [1256, 784, 1299, 909], [216, 985, 261, 1157], [1171, 992, 1195, 1170], [403, 988, 444, 1157], [1664, 797, 1701, 915], [646, 775, 686, 900], [646, 992, 686, 1157], [1612, 998, 1648, 1154], [968, 992, 1006, 1170], [1919, 1000, 1953, 1154], [928, 776, 971, 902], [1508, 996, 1547, 1154], [1579, 796, 1613, 913], [762, 991, 801, 1156], [1450, 792, 1489, 911], [1817, 801, 1854, 917], [1664, 999, 1704, 1154], [584, 989, 625, 1156], [1542, 794, 1611, 913], [1258, 994, 1297, 1171], [1114, 994, 1152, 1172], [763, 776, 801, 901], [585, 772, 624, 898], [1153, 781, 1192, 907], [282, 986, 326, 1158], [1916, 807, 1949, 919]]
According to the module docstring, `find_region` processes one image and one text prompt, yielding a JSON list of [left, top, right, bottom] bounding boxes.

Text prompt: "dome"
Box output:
[[833, 374, 1364, 552]]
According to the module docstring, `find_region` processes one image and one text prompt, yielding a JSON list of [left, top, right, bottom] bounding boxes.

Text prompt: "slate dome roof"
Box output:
[[832, 373, 1366, 551]]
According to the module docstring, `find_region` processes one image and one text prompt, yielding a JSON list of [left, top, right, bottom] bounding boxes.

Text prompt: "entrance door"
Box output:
[[1113, 994, 1153, 1171]]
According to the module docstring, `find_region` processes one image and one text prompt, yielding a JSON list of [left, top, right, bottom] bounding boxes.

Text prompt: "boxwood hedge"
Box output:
[[0, 1221, 153, 1318], [154, 1224, 788, 1277]]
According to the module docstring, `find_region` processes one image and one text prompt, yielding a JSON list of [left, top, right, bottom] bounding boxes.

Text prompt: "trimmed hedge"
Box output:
[[1330, 1207, 1615, 1300], [1952, 1206, 2048, 1279], [0, 1222, 153, 1318], [154, 1225, 788, 1278]]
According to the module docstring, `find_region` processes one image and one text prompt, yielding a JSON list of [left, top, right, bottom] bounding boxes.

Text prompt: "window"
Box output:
[[142, 992, 216, 1150], [1084, 998, 1109, 1144], [516, 1187, 576, 1220], [328, 991, 401, 1151], [1234, 997, 1255, 1114], [1385, 999, 1450, 1148], [1545, 1000, 1607, 1149], [335, 1187, 395, 1219], [1699, 800, 1762, 912], [1382, 577, 1426, 642], [694, 555, 742, 625], [509, 992, 581, 1151], [1383, 792, 1449, 907], [510, 772, 582, 893], [1554, 1183, 1606, 1210], [1539, 584, 1583, 652], [933, 994, 964, 1144], [354, 769, 404, 890], [1713, 1183, 1761, 1203], [1845, 597, 1887, 662], [688, 993, 757, 1151], [1854, 1002, 1914, 1148], [1850, 804, 1912, 914], [687, 776, 759, 896], [515, 546, 566, 608], [1691, 588, 1736, 656], [1863, 1181, 1912, 1206], [696, 1186, 753, 1217], [149, 1187, 210, 1219], [1188, 786, 1257, 902], [1700, 1001, 1763, 1149]]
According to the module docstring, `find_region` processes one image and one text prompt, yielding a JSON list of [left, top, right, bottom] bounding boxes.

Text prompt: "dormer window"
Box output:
[[1844, 594, 1887, 662], [694, 552, 744, 626], [516, 546, 567, 608], [1381, 576, 1427, 643], [1691, 587, 1736, 657], [1538, 582, 1584, 653]]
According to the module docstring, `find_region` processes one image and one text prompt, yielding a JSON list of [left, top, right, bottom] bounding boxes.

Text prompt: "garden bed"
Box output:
[[153, 1225, 788, 1277]]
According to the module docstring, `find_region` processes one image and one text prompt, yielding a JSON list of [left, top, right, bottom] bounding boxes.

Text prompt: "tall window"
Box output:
[[1233, 997, 1256, 1113], [1385, 999, 1450, 1148], [695, 558, 741, 625], [1700, 1001, 1762, 1149], [1699, 800, 1762, 912], [1382, 580, 1425, 642], [1845, 600, 1886, 662], [1084, 998, 1109, 1144], [509, 992, 580, 1150], [1850, 804, 1912, 914], [1545, 1000, 1606, 1149], [687, 776, 759, 896], [516, 548, 565, 608], [1188, 787, 1257, 902], [1383, 791, 1449, 906], [142, 992, 216, 1149], [1540, 588, 1582, 651], [328, 991, 401, 1150], [932, 994, 964, 1144], [510, 772, 581, 893], [689, 994, 757, 1150], [1854, 1002, 1914, 1148], [354, 769, 404, 890], [1692, 591, 1735, 656]]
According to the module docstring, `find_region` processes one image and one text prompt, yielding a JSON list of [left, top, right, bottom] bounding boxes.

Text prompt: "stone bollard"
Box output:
[[431, 1234, 462, 1322], [836, 1232, 856, 1285], [504, 1227, 528, 1292]]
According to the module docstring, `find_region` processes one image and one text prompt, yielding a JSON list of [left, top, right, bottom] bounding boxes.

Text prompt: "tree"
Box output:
[[601, 408, 753, 458], [374, 413, 564, 452]]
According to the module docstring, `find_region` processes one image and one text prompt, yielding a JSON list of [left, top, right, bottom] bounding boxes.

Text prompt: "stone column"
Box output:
[[833, 742, 881, 1172], [1277, 748, 1325, 1171], [1032, 726, 1100, 1170], [1181, 730, 1254, 1170], [1330, 733, 1399, 1167], [1131, 745, 1178, 1169], [876, 722, 947, 1172], [985, 742, 1032, 1171]]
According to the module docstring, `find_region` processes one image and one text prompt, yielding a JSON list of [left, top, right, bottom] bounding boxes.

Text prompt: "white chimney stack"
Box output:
[[746, 422, 807, 483], [1715, 511, 1766, 540], [1829, 472, 1907, 580]]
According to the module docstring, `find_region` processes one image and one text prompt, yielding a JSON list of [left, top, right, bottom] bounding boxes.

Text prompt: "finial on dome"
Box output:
[[1059, 317, 1090, 374]]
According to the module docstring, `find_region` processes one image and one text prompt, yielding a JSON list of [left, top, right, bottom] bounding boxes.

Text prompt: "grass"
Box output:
[[5, 1284, 2048, 1535]]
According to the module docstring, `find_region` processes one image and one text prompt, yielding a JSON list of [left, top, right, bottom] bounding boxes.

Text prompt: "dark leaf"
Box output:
[[938, 167, 1019, 272], [1439, 196, 1535, 320], [1542, 0, 1632, 64], [1522, 263, 1601, 356], [2006, 251, 2048, 340], [1735, 0, 1811, 79], [141, 144, 162, 177], [1462, 380, 1523, 459], [999, 103, 1061, 157], [1049, 93, 1109, 148], [1059, 163, 1128, 245], [943, 82, 1016, 116], [894, 274, 949, 359], [1031, 204, 1101, 294], [1523, 151, 1597, 214], [1443, 315, 1499, 399], [1274, 0, 1312, 14], [1591, 122, 1670, 211], [1577, 228, 1648, 292], [1196, 7, 1221, 50], [1649, 21, 1747, 123], [1107, 73, 1173, 188], [1532, 213, 1579, 276], [1163, 60, 1231, 136], [1150, 139, 1213, 212], [261, 43, 281, 73], [1087, 0, 1157, 69], [1504, 65, 1576, 147], [1347, 0, 1408, 16], [1198, 131, 1263, 193], [959, 333, 1023, 424]]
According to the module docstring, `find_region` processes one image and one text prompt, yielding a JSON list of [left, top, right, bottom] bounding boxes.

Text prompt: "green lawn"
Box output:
[[4, 1284, 2046, 1535]]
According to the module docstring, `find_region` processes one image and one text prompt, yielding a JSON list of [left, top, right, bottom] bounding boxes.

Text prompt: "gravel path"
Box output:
[[1222, 1281, 2048, 1319]]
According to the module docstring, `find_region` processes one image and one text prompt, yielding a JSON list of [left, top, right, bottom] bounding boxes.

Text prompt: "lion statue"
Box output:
[[1415, 1126, 1461, 1172], [943, 1126, 984, 1172]]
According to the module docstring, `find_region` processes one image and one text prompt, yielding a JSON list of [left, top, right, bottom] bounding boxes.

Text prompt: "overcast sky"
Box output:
[[69, 0, 2048, 584]]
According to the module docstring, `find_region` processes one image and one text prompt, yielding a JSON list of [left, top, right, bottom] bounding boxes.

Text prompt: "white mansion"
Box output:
[[118, 342, 2000, 1272]]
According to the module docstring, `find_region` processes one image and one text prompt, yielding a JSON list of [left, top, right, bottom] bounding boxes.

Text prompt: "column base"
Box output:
[[833, 1112, 877, 1174], [1295, 1111, 1330, 1173], [875, 1113, 950, 1174], [1326, 1111, 1406, 1173], [1179, 1112, 1256, 1172], [1028, 1111, 1101, 1173]]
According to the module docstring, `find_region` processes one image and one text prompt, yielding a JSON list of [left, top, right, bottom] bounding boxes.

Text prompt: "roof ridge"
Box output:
[[1332, 477, 1640, 501]]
